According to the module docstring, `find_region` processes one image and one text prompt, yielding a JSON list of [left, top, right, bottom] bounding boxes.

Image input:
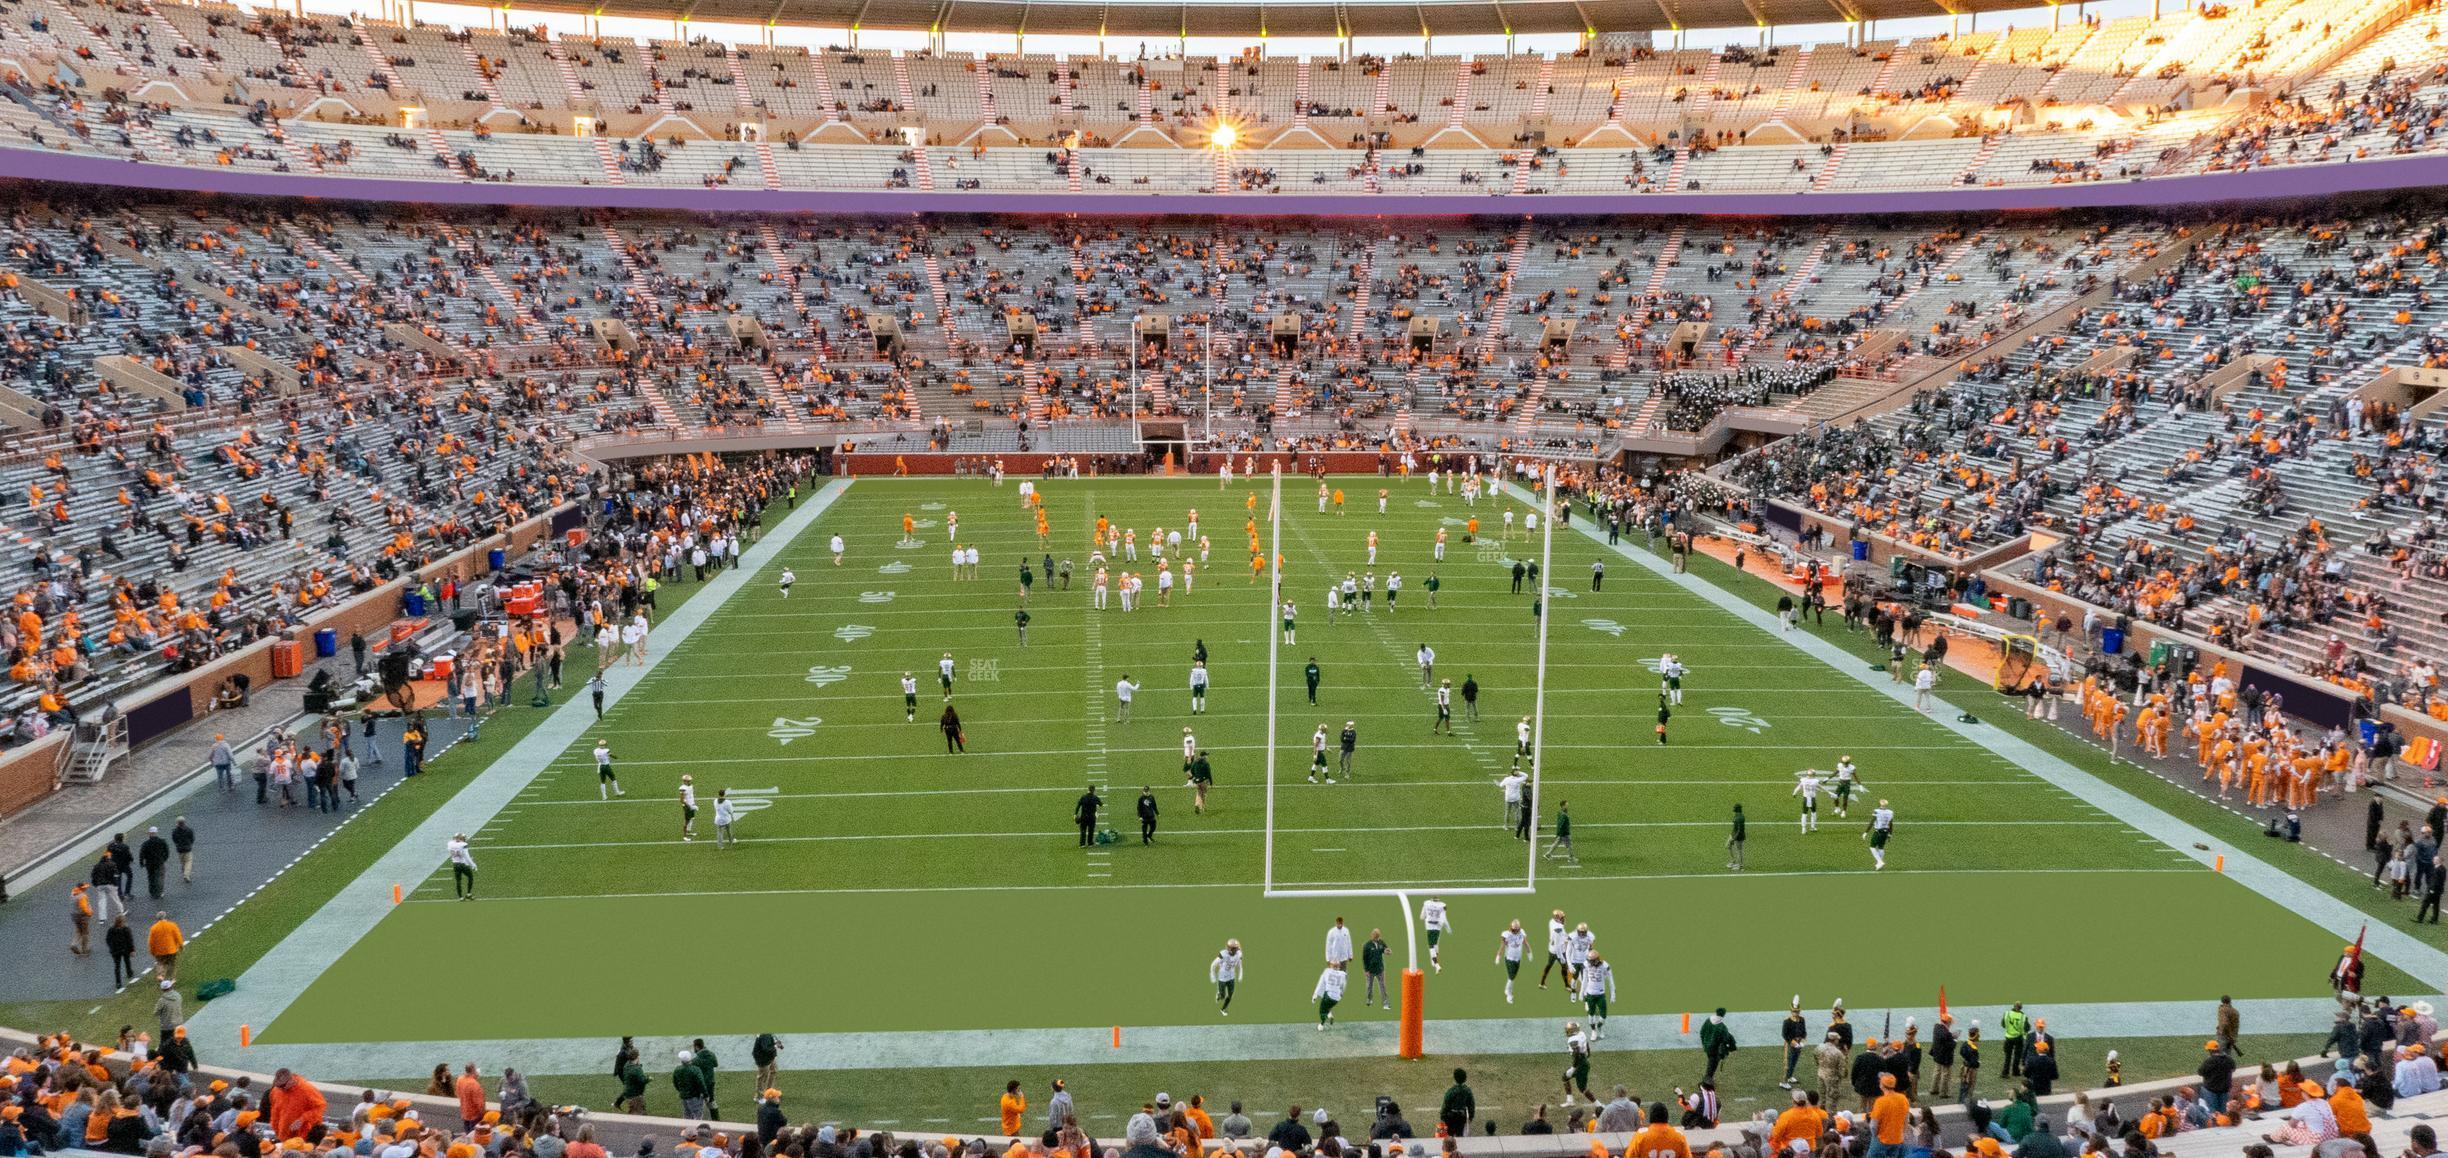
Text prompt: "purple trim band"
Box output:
[[0, 145, 2437, 214]]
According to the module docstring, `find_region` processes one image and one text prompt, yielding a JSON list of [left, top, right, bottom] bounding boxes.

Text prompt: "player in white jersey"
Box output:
[[1496, 919, 1528, 1002], [713, 789, 738, 849], [1417, 644, 1436, 690], [1831, 757, 1864, 817], [1280, 599, 1296, 645], [1385, 571, 1401, 614], [1579, 951, 1616, 1037], [901, 674, 920, 722], [1562, 1022, 1594, 1105], [1366, 531, 1379, 566], [594, 740, 623, 800], [938, 652, 957, 700], [1324, 917, 1353, 966], [1792, 771, 1824, 832], [1209, 939, 1243, 1015], [1420, 898, 1452, 973], [777, 567, 795, 599], [1433, 680, 1454, 735], [678, 775, 699, 841], [1308, 724, 1334, 784], [829, 534, 845, 565], [1515, 716, 1533, 769], [1865, 799, 1895, 869], [1564, 923, 1594, 1000], [1188, 662, 1209, 713], [1312, 963, 1346, 1029], [1661, 655, 1688, 705], [1539, 910, 1569, 990]]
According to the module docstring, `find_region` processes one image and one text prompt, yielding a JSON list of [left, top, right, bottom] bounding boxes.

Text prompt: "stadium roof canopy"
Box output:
[[569, 0, 2013, 40]]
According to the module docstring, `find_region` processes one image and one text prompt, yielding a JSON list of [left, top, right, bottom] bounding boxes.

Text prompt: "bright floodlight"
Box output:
[[1210, 124, 1238, 149]]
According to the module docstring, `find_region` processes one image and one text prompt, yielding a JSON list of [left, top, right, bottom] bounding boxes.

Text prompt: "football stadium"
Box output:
[[7, 0, 2448, 1155]]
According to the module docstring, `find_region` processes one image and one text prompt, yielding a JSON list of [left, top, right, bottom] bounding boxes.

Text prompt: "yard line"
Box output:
[[507, 777, 2046, 806], [569, 708, 1952, 734], [706, 602, 1723, 616], [471, 817, 2126, 852], [544, 741, 1978, 767], [401, 864, 2200, 904], [637, 684, 1908, 705]]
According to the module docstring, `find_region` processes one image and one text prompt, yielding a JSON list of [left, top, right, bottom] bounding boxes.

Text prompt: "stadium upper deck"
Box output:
[[0, 0, 2444, 207]]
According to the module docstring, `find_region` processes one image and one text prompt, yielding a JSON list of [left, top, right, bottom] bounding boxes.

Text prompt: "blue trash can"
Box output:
[[314, 628, 338, 658], [488, 548, 506, 572], [405, 589, 428, 617], [1851, 540, 1869, 562], [2100, 627, 2125, 655]]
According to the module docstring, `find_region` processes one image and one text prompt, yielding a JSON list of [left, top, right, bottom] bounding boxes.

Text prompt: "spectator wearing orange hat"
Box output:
[[2200, 1039, 2237, 1109], [758, 1089, 787, 1146], [1865, 1074, 1909, 1158], [2023, 1039, 2059, 1096]]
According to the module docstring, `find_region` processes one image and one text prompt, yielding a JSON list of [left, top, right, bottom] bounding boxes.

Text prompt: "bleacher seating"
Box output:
[[5, 0, 2448, 203]]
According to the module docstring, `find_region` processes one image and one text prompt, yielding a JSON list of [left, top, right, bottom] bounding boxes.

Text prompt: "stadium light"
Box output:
[[1209, 124, 1239, 150]]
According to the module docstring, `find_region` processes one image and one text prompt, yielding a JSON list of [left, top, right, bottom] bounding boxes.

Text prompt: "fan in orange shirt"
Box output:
[[1627, 1104, 1691, 1158], [1867, 1074, 1911, 1151], [998, 1081, 1027, 1136]]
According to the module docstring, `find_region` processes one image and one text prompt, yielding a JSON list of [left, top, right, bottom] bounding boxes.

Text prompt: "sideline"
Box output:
[[182, 480, 854, 1051], [1507, 481, 2448, 991], [166, 996, 2355, 1077]]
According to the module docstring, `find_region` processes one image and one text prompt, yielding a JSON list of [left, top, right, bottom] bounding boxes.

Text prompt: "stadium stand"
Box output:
[[0, 0, 2443, 201], [9, 0, 2448, 1146]]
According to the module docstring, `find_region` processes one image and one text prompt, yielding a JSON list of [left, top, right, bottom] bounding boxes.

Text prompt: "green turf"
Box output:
[[352, 1031, 2332, 1134], [262, 476, 2414, 1046]]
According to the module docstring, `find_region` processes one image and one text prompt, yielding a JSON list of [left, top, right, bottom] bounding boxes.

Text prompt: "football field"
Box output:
[[242, 474, 2417, 1061]]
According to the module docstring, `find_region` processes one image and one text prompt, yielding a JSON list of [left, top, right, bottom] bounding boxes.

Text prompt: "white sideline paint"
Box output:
[[1511, 481, 2448, 992], [181, 480, 854, 1052], [173, 996, 2358, 1078]]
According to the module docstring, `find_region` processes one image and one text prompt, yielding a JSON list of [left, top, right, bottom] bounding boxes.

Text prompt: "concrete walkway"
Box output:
[[1, 680, 305, 890], [1518, 482, 2448, 993], [0, 710, 485, 1002], [182, 481, 852, 1057]]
